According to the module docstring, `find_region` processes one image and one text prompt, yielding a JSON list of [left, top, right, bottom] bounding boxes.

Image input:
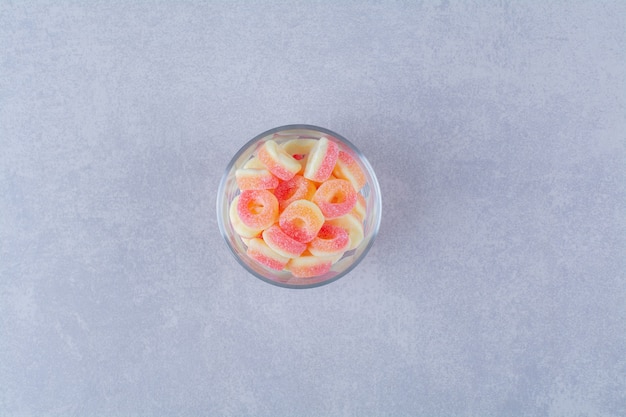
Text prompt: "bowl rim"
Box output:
[[216, 124, 382, 289]]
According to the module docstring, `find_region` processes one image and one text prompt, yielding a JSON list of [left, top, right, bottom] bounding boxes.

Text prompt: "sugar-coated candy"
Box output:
[[237, 189, 279, 230], [279, 199, 325, 243], [300, 249, 344, 265], [312, 178, 357, 219], [308, 223, 349, 257], [229, 195, 264, 238], [258, 139, 301, 181], [243, 157, 266, 169], [286, 254, 332, 278], [326, 251, 345, 264], [281, 138, 317, 173], [327, 213, 364, 251], [246, 238, 289, 271], [351, 193, 367, 223], [262, 225, 307, 258], [332, 150, 367, 191], [229, 135, 370, 279], [311, 174, 337, 188], [235, 168, 279, 190], [280, 138, 317, 155], [303, 137, 339, 183], [273, 175, 317, 211]]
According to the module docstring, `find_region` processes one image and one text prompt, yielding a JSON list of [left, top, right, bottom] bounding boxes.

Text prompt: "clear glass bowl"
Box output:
[[216, 124, 382, 289]]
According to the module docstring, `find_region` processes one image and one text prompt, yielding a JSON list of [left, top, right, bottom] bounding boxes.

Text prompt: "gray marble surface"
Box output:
[[1, 1, 625, 416]]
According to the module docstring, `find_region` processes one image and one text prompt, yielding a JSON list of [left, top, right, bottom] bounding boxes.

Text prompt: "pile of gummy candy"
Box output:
[[229, 136, 367, 278]]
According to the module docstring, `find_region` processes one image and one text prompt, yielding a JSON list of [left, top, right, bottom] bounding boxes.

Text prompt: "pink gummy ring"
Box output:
[[274, 175, 317, 211], [246, 238, 289, 271], [312, 178, 357, 219], [308, 223, 349, 257], [279, 200, 325, 243], [237, 189, 279, 230], [262, 225, 307, 258], [286, 255, 333, 278]]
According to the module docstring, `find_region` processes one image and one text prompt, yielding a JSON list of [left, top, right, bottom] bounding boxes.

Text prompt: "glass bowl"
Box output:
[[216, 124, 382, 289]]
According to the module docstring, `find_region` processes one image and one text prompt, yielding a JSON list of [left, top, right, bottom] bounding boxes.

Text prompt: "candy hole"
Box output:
[[330, 190, 345, 204], [248, 201, 265, 214], [292, 218, 306, 229]]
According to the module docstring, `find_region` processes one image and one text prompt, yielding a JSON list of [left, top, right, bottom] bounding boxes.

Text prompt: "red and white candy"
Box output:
[[228, 135, 370, 278], [279, 199, 325, 243], [351, 192, 367, 223], [332, 150, 367, 191], [237, 189, 279, 230], [281, 138, 317, 174], [327, 213, 364, 251], [286, 254, 333, 278], [308, 223, 349, 257], [258, 139, 301, 181], [312, 178, 357, 219], [243, 157, 266, 169], [303, 137, 339, 182], [262, 225, 307, 258], [235, 168, 279, 190], [273, 175, 317, 211], [229, 195, 263, 238], [246, 238, 289, 271]]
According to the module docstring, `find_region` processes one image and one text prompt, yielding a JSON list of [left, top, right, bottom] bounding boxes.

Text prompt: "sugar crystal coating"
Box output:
[[327, 213, 364, 251], [351, 193, 367, 223], [229, 195, 264, 238], [258, 139, 301, 181], [332, 150, 367, 191], [286, 254, 332, 278], [237, 189, 279, 230], [312, 178, 357, 219], [303, 137, 339, 183], [308, 223, 350, 257], [274, 175, 317, 211], [246, 238, 289, 270], [262, 225, 307, 258], [279, 199, 325, 243], [281, 138, 317, 174], [235, 168, 279, 190], [228, 135, 370, 279]]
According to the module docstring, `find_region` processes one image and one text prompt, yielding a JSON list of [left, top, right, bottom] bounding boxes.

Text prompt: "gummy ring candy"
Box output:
[[273, 175, 317, 211], [243, 157, 265, 169], [327, 213, 364, 251], [229, 195, 264, 239], [351, 193, 367, 223], [312, 178, 357, 219], [332, 150, 367, 191], [262, 225, 307, 258], [235, 168, 279, 190], [281, 138, 317, 173], [308, 223, 349, 257], [258, 139, 301, 181], [279, 199, 324, 243], [286, 254, 332, 278], [237, 189, 279, 230], [246, 238, 289, 271], [303, 137, 339, 183]]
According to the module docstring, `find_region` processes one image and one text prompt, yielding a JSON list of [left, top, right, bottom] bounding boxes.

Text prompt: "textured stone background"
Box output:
[[1, 1, 625, 416]]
